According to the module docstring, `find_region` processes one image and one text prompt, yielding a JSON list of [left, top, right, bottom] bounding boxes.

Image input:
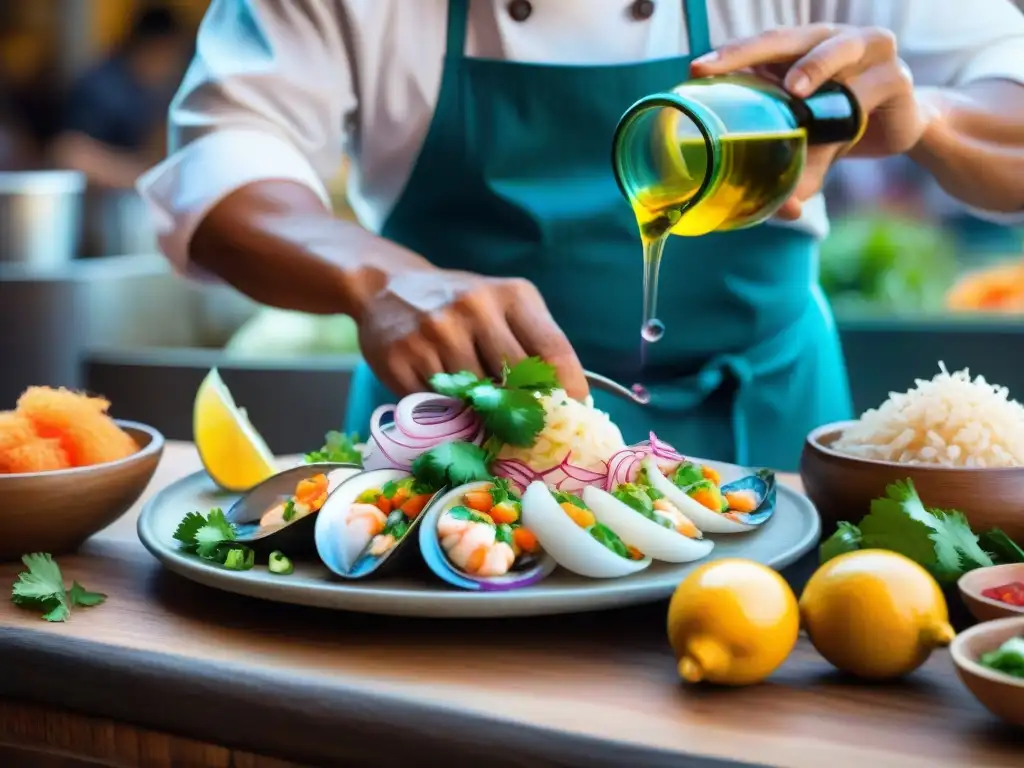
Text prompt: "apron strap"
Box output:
[[446, 0, 470, 58], [683, 0, 712, 59]]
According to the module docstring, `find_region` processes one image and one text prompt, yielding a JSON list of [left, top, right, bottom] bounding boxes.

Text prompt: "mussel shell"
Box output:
[[521, 481, 651, 579], [419, 481, 557, 591], [720, 469, 776, 526], [643, 457, 775, 534], [226, 462, 361, 552], [315, 468, 436, 579]]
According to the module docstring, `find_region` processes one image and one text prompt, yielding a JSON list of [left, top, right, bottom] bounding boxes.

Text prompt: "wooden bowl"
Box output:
[[0, 421, 164, 561], [800, 421, 1024, 542], [950, 616, 1024, 728], [959, 564, 1024, 623]]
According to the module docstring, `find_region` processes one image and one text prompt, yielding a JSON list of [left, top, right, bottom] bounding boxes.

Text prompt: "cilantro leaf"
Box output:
[[819, 521, 862, 564], [980, 528, 1024, 564], [471, 387, 546, 447], [10, 553, 105, 621], [172, 511, 206, 546], [431, 371, 482, 398], [41, 600, 71, 623], [172, 509, 253, 569], [305, 431, 363, 467], [12, 553, 65, 602], [68, 582, 107, 608], [937, 509, 993, 570], [859, 480, 987, 583], [412, 441, 492, 488], [502, 357, 559, 393]]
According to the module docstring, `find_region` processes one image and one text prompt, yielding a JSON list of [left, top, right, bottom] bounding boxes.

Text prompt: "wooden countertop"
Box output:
[[0, 443, 1021, 768]]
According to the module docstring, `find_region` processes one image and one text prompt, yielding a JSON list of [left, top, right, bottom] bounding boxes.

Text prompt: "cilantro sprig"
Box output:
[[817, 479, 1017, 583], [173, 508, 255, 571], [411, 441, 493, 489], [305, 431, 364, 467], [430, 357, 559, 448], [11, 553, 107, 622]]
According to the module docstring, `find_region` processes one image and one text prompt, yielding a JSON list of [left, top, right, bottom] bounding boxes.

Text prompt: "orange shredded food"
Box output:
[[0, 387, 138, 474]]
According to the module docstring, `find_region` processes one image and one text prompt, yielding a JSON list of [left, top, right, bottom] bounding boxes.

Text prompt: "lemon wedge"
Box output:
[[193, 368, 276, 492]]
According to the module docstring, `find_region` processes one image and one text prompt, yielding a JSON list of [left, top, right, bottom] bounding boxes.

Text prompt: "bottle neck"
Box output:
[[789, 82, 864, 147]]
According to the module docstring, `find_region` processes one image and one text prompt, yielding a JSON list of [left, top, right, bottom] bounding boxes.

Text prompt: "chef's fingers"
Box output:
[[504, 280, 590, 400], [419, 310, 487, 379], [844, 59, 915, 116], [690, 24, 842, 77], [408, 345, 446, 393], [784, 28, 898, 97], [475, 319, 528, 382]]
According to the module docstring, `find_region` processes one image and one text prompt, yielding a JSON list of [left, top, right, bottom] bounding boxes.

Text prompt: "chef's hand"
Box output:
[[357, 268, 590, 399], [690, 24, 931, 220]]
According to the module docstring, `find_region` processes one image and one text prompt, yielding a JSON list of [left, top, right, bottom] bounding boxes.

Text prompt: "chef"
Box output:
[[139, 0, 1024, 469]]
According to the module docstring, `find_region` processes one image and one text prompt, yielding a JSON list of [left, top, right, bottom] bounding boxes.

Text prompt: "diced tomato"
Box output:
[[463, 491, 494, 513], [375, 495, 392, 515], [513, 527, 539, 553], [399, 493, 432, 518], [981, 581, 1024, 606], [489, 502, 520, 524]]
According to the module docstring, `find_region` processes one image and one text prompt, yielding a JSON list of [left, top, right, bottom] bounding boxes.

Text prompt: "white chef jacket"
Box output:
[[138, 0, 1024, 272]]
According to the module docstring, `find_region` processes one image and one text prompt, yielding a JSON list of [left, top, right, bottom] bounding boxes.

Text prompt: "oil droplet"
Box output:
[[630, 383, 651, 405], [641, 318, 665, 343]]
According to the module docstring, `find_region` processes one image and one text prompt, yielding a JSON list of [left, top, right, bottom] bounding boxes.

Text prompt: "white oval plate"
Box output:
[[137, 459, 820, 618]]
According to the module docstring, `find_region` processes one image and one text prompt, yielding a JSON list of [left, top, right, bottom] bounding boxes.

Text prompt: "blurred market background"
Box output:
[[1, 1, 1023, 452]]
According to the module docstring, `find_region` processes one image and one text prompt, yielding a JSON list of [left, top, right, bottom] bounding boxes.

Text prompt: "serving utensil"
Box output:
[[584, 370, 650, 405]]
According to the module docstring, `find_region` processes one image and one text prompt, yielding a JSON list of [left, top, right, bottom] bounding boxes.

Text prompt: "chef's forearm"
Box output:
[[909, 80, 1024, 213], [189, 180, 435, 321]]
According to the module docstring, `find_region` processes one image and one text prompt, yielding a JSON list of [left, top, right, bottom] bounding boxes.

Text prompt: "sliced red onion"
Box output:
[[364, 395, 485, 471], [536, 452, 609, 494], [602, 433, 687, 490], [492, 459, 539, 494]]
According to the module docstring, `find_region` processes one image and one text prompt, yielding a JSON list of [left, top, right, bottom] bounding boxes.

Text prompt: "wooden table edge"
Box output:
[[0, 626, 761, 768]]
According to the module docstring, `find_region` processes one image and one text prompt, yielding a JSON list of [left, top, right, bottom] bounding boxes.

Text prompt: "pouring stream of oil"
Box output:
[[629, 130, 807, 397]]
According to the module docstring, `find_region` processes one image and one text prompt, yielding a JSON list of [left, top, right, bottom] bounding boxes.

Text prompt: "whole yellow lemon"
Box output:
[[799, 549, 955, 680], [667, 558, 799, 686]]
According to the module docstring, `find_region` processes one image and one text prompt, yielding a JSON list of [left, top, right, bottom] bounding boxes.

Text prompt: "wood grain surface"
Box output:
[[0, 444, 1021, 768]]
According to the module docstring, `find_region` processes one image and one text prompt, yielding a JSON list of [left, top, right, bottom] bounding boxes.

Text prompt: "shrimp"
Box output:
[[653, 499, 703, 539], [438, 512, 515, 577]]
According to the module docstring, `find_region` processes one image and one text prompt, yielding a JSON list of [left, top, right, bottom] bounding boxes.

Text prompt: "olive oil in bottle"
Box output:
[[634, 129, 808, 347], [613, 75, 863, 355]]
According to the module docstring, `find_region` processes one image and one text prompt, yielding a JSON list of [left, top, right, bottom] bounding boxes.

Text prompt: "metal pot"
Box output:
[[0, 171, 85, 268]]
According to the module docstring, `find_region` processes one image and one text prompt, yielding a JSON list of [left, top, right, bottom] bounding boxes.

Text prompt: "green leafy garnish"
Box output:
[[979, 637, 1024, 679], [588, 523, 632, 559], [411, 441, 492, 488], [431, 371, 481, 398], [382, 510, 411, 540], [612, 484, 654, 515], [979, 529, 1024, 564], [11, 553, 106, 622], [496, 523, 514, 547], [447, 505, 494, 525], [552, 491, 587, 509], [817, 480, 995, 583], [305, 431, 363, 467], [819, 521, 863, 564], [173, 508, 255, 571], [489, 477, 519, 505], [671, 462, 704, 488], [381, 480, 400, 499], [501, 357, 559, 393], [428, 357, 558, 448]]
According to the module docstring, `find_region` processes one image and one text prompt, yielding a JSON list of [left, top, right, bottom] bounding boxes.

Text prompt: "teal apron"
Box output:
[[345, 0, 853, 471]]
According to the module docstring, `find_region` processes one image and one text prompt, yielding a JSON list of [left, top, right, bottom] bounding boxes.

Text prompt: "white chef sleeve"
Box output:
[[839, 0, 1024, 221], [137, 0, 356, 272]]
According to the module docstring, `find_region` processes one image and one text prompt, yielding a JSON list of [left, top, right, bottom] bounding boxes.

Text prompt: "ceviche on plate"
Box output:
[[169, 359, 777, 592]]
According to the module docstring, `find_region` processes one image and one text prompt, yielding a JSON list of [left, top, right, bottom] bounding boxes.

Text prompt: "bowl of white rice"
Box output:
[[800, 363, 1024, 543]]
